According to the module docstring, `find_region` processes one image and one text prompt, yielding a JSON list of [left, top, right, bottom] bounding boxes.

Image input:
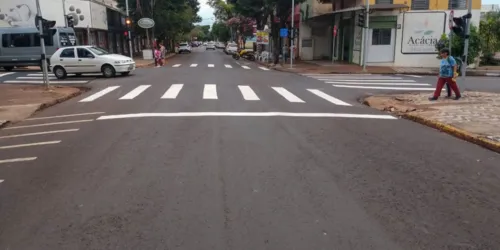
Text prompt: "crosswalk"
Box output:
[[166, 64, 268, 70], [78, 84, 352, 106], [1, 72, 96, 84], [302, 74, 436, 91]]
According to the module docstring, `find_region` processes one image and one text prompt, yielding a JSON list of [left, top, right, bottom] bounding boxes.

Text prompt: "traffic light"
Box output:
[[66, 15, 74, 28], [35, 15, 56, 38], [125, 18, 132, 28], [124, 31, 129, 37], [452, 13, 472, 37], [357, 12, 365, 27]]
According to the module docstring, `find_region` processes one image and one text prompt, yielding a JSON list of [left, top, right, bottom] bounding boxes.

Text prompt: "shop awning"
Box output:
[[305, 4, 409, 24]]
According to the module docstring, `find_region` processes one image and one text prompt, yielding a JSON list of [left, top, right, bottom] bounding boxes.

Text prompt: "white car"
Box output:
[[225, 43, 238, 54], [178, 43, 191, 53], [206, 42, 216, 50], [49, 45, 135, 79]]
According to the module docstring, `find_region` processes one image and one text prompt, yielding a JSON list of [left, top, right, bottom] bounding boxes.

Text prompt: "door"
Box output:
[[77, 48, 99, 73], [58, 48, 79, 72], [367, 28, 395, 63]]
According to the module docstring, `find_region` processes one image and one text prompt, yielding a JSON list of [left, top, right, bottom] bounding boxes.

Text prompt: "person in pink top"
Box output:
[[154, 46, 163, 67]]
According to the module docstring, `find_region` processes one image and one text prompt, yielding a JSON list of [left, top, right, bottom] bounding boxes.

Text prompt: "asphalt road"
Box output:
[[1, 47, 500, 250]]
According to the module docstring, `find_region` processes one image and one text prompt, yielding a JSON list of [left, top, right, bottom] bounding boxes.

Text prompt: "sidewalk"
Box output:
[[364, 91, 500, 153], [0, 84, 87, 128], [262, 60, 500, 76], [134, 53, 176, 68]]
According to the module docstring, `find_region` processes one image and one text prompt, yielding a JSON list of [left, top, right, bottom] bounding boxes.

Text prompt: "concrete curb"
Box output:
[[135, 53, 177, 68], [0, 120, 9, 129]]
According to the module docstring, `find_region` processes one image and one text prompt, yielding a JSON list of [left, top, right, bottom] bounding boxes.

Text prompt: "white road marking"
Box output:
[[0, 157, 37, 164], [28, 73, 101, 77], [332, 85, 437, 91], [0, 129, 79, 139], [312, 77, 402, 80], [27, 112, 105, 121], [242, 66, 250, 69], [97, 112, 397, 120], [271, 87, 305, 103], [224, 64, 232, 68], [119, 85, 151, 100], [0, 140, 61, 149], [326, 79, 415, 82], [302, 73, 372, 76], [4, 80, 89, 84], [399, 74, 423, 78], [307, 89, 351, 106], [203, 84, 218, 99], [0, 72, 15, 77], [16, 76, 57, 80], [79, 86, 120, 102], [161, 84, 184, 99], [259, 67, 270, 71], [190, 64, 198, 67], [208, 64, 215, 68], [4, 120, 92, 130], [325, 81, 430, 86], [238, 85, 260, 101], [172, 64, 181, 67], [0, 180, 4, 184]]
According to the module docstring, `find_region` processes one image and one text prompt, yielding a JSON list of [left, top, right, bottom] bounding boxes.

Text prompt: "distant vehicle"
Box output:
[[203, 42, 207, 46], [50, 45, 135, 79], [178, 43, 191, 53], [206, 42, 216, 50], [216, 42, 225, 49], [0, 27, 77, 71], [191, 42, 199, 47], [225, 43, 238, 55]]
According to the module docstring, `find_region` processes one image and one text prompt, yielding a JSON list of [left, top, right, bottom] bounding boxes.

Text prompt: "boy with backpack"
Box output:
[[429, 48, 461, 101]]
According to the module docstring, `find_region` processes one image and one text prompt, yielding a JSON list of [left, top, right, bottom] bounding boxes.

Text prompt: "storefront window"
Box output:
[[372, 29, 392, 45]]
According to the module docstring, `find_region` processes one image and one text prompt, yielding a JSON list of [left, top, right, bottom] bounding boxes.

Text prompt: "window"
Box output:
[[77, 48, 94, 58], [60, 48, 75, 58], [10, 34, 32, 47], [2, 35, 8, 47], [60, 32, 77, 47], [34, 34, 54, 46], [88, 46, 109, 55], [411, 0, 429, 10], [372, 29, 392, 45], [376, 0, 393, 4], [449, 0, 466, 9]]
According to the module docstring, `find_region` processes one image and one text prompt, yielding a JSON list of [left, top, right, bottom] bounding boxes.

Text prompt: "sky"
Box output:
[[196, 0, 215, 26], [483, 0, 500, 3]]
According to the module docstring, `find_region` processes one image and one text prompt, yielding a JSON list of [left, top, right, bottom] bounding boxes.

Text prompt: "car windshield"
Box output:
[[88, 46, 110, 55], [179, 43, 188, 46]]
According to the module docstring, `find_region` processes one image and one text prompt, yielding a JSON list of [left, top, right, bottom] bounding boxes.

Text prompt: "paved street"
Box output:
[[0, 70, 97, 85], [1, 48, 500, 249]]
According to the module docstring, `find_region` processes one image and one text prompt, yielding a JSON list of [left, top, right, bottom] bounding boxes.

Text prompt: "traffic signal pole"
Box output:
[[125, 0, 133, 58], [362, 0, 370, 72], [461, 0, 473, 78], [35, 0, 50, 88]]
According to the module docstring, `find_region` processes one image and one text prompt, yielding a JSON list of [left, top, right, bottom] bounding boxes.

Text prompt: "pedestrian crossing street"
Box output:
[[302, 74, 436, 91], [168, 63, 269, 70], [1, 72, 96, 84], [78, 84, 352, 106]]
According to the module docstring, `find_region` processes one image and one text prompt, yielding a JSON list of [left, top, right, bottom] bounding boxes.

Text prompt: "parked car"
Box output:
[[49, 45, 135, 79], [225, 43, 238, 54], [178, 43, 192, 53], [206, 42, 216, 50]]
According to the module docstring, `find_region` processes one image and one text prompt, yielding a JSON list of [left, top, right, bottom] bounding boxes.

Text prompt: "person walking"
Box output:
[[429, 48, 461, 101], [154, 46, 163, 67], [160, 44, 167, 65]]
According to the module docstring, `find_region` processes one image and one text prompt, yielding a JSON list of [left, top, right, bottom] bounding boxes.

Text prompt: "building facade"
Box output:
[[0, 0, 143, 56], [299, 0, 482, 67]]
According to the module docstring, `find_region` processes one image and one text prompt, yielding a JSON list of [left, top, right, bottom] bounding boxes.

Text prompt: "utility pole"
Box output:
[[290, 0, 294, 69], [461, 0, 473, 78], [35, 0, 49, 88], [125, 0, 133, 58], [362, 0, 370, 72]]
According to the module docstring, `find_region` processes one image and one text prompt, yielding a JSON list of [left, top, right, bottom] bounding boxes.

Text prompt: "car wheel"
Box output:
[[121, 72, 130, 76], [3, 66, 14, 71], [102, 65, 116, 78], [53, 66, 67, 79]]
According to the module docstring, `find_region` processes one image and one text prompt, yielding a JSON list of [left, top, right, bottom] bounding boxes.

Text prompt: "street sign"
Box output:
[[280, 28, 288, 37], [449, 10, 454, 29], [138, 18, 155, 29]]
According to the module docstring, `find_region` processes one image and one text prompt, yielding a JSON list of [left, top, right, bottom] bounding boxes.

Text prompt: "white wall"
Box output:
[[299, 21, 313, 60], [65, 0, 92, 28], [90, 2, 108, 30], [312, 26, 330, 59], [0, 0, 64, 28]]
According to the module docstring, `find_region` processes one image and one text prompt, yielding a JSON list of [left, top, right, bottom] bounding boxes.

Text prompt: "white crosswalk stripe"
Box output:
[[225, 64, 232, 68], [242, 66, 250, 69], [325, 81, 429, 86], [203, 84, 218, 99], [208, 64, 215, 68], [120, 85, 151, 100], [161, 84, 184, 99], [190, 64, 198, 67], [238, 85, 260, 100], [271, 87, 305, 103], [302, 74, 434, 91], [79, 86, 120, 102], [332, 85, 437, 91], [259, 67, 269, 71], [172, 64, 181, 67], [1, 72, 95, 84], [307, 89, 351, 106]]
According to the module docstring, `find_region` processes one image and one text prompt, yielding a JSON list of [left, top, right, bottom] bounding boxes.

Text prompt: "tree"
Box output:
[[435, 24, 481, 65], [211, 22, 231, 42], [479, 11, 500, 65]]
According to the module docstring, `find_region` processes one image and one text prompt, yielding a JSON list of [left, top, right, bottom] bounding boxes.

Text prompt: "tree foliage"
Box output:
[[479, 11, 500, 65], [435, 24, 481, 65], [211, 22, 231, 42]]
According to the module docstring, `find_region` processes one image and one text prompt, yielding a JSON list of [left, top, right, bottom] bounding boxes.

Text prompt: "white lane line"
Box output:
[[97, 112, 397, 120], [79, 86, 120, 102], [4, 80, 88, 84], [325, 82, 430, 86], [400, 74, 423, 78], [27, 112, 105, 121], [332, 85, 437, 91], [161, 84, 184, 99], [302, 73, 372, 76], [208, 64, 215, 68], [238, 85, 260, 101], [0, 129, 79, 139], [271, 87, 305, 103], [4, 120, 93, 130], [259, 67, 270, 71], [0, 157, 37, 164], [307, 89, 351, 106], [203, 84, 218, 99], [16, 76, 57, 80], [172, 64, 181, 67], [326, 79, 416, 82], [119, 85, 151, 100], [242, 66, 250, 69], [313, 77, 402, 80], [224, 64, 232, 68], [190, 64, 198, 67], [28, 73, 101, 77], [0, 140, 61, 149], [0, 180, 4, 184], [0, 72, 15, 77]]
